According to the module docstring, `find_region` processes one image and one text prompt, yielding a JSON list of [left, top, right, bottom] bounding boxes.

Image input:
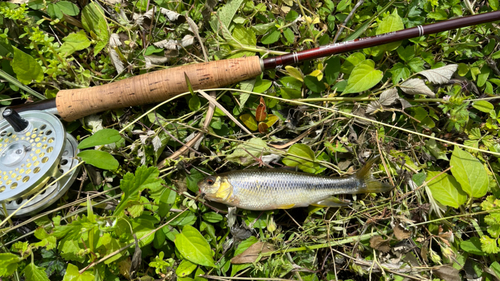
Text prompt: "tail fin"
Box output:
[[354, 155, 393, 194]]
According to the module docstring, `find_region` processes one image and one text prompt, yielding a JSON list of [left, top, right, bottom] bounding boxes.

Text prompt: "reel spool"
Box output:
[[0, 109, 80, 216]]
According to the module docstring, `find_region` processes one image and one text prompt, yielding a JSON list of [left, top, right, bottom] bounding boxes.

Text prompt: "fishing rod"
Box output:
[[0, 10, 499, 217], [11, 10, 500, 122]]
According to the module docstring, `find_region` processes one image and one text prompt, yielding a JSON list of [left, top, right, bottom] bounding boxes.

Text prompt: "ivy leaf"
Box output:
[[450, 147, 489, 198], [343, 60, 383, 94], [114, 166, 164, 216], [23, 263, 50, 281], [11, 47, 44, 84], [62, 263, 95, 281], [77, 150, 119, 170], [426, 171, 467, 208], [82, 2, 109, 56], [78, 129, 122, 149], [0, 253, 22, 277], [175, 225, 215, 267]]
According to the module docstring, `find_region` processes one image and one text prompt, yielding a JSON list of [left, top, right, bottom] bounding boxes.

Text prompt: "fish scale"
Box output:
[[198, 156, 393, 210]]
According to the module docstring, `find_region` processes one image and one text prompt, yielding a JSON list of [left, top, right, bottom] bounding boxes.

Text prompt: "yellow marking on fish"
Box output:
[[277, 203, 295, 209], [215, 177, 233, 201]]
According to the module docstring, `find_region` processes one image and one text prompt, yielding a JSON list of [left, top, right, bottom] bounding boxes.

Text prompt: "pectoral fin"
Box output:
[[276, 203, 296, 209], [311, 197, 351, 208]]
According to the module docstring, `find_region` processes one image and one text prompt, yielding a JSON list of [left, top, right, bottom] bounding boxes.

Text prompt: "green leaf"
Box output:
[[239, 114, 258, 131], [341, 52, 365, 75], [491, 262, 500, 279], [202, 212, 223, 223], [23, 263, 50, 281], [59, 30, 91, 57], [78, 129, 122, 149], [59, 239, 85, 263], [472, 100, 494, 113], [175, 225, 215, 267], [77, 150, 119, 170], [62, 263, 95, 281], [47, 3, 63, 19], [304, 75, 326, 93], [283, 28, 295, 44], [232, 25, 257, 46], [480, 235, 500, 254], [343, 60, 383, 94], [189, 95, 201, 111], [283, 143, 322, 173], [186, 168, 205, 193], [81, 2, 109, 56], [209, 0, 245, 33], [262, 27, 280, 45], [11, 47, 44, 84], [253, 79, 272, 93], [376, 9, 404, 51], [324, 56, 341, 85], [390, 63, 411, 83], [56, 1, 80, 16], [114, 166, 164, 216], [0, 253, 22, 277], [226, 138, 269, 165], [426, 171, 467, 208], [450, 147, 489, 198], [0, 36, 13, 57], [176, 260, 198, 278], [460, 237, 485, 255]]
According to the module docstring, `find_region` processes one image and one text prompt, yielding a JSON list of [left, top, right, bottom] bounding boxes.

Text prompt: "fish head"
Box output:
[[198, 175, 234, 203]]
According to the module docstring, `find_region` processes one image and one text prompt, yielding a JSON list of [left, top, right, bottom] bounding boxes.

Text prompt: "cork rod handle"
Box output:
[[56, 56, 263, 121]]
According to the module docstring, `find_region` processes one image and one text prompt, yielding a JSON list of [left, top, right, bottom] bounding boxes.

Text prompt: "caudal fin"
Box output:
[[354, 155, 393, 194]]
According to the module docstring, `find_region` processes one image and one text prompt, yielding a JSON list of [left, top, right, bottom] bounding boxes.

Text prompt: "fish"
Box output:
[[198, 155, 392, 210]]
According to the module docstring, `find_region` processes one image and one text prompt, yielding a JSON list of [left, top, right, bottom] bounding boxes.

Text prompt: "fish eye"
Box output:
[[206, 178, 215, 185]]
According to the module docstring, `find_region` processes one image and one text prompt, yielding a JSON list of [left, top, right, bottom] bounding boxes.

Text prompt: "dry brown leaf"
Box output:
[[399, 78, 436, 97], [394, 224, 411, 240], [432, 265, 461, 281], [230, 242, 275, 264], [369, 236, 391, 253]]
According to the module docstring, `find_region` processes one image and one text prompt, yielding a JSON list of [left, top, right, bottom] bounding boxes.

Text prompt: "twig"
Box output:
[[197, 90, 255, 136], [333, 0, 364, 43]]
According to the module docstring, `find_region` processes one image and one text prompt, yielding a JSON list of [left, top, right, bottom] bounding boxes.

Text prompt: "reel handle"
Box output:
[[55, 56, 263, 121]]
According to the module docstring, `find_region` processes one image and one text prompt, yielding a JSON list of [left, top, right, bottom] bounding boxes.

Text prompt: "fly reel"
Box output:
[[0, 109, 80, 216]]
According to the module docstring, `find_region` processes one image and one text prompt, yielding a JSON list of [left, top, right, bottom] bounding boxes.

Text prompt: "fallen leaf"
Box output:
[[230, 242, 275, 264], [394, 224, 411, 240], [418, 64, 458, 84], [369, 236, 391, 253], [432, 264, 461, 281], [399, 79, 436, 97]]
